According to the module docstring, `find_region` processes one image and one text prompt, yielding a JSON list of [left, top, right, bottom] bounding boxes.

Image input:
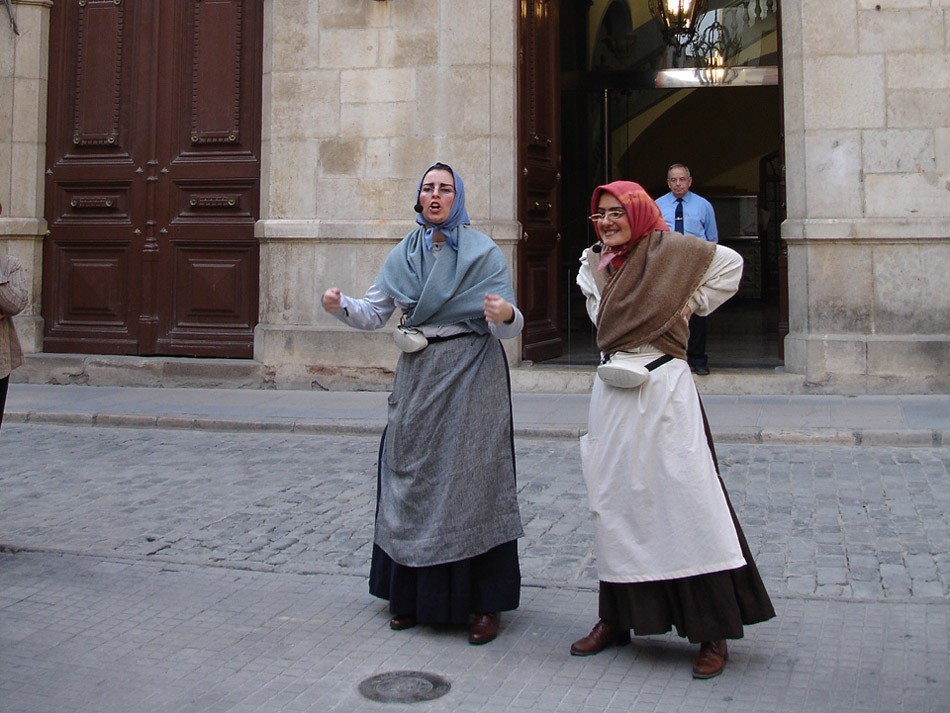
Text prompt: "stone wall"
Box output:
[[0, 0, 51, 355], [781, 0, 950, 392], [2, 0, 948, 393], [255, 0, 521, 388]]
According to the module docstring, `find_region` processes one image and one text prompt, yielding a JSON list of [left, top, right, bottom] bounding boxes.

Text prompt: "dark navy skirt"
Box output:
[[369, 541, 521, 626]]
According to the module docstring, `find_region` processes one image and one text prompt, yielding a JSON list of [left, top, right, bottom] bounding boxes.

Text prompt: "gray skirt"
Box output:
[[374, 333, 524, 567]]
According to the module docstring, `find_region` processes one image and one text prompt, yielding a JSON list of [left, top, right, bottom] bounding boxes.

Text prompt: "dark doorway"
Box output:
[[554, 0, 786, 369], [43, 0, 263, 358], [517, 0, 565, 362]]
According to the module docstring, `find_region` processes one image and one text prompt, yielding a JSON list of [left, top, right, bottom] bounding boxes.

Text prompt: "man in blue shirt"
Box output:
[[656, 163, 718, 375]]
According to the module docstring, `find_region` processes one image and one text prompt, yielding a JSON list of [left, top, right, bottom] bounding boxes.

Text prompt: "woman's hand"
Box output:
[[680, 304, 692, 321], [322, 288, 342, 313], [484, 293, 514, 324]]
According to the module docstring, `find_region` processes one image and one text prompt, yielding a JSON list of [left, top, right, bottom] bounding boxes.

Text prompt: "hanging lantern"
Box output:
[[648, 0, 708, 57]]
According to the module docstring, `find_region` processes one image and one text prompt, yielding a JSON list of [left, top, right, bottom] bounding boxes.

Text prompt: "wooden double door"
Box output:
[[43, 0, 263, 357]]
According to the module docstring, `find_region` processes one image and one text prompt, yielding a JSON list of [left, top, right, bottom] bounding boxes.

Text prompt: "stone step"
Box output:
[[14, 353, 807, 395]]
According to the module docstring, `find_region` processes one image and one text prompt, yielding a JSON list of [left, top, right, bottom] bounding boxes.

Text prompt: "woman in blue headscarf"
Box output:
[[322, 162, 524, 645]]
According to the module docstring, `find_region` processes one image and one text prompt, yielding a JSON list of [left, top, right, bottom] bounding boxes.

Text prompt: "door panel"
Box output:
[[155, 0, 262, 356], [44, 0, 147, 354], [518, 0, 563, 362], [43, 0, 262, 357], [47, 244, 138, 352]]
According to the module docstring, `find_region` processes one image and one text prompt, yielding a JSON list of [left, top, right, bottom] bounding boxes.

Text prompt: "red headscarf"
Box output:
[[590, 181, 669, 270]]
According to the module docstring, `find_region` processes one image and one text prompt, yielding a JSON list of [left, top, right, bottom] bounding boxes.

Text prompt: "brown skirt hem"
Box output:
[[598, 395, 776, 644]]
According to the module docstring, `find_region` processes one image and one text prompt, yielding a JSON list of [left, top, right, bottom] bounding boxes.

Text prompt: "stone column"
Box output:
[[256, 0, 520, 389], [0, 0, 52, 354], [781, 0, 949, 393]]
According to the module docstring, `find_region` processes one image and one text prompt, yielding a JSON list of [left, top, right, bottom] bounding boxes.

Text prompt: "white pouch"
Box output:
[[393, 325, 428, 353], [596, 353, 650, 388]]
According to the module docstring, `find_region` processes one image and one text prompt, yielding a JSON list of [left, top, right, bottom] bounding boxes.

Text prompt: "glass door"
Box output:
[[556, 0, 785, 368]]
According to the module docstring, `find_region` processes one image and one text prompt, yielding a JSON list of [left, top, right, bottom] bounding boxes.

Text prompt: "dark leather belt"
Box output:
[[426, 331, 475, 344], [646, 354, 674, 370], [601, 353, 675, 369]]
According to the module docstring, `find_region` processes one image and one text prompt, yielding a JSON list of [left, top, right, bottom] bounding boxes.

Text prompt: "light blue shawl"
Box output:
[[376, 163, 515, 333]]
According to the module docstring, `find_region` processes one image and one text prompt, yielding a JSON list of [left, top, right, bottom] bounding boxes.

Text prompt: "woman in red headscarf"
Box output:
[[571, 181, 774, 679]]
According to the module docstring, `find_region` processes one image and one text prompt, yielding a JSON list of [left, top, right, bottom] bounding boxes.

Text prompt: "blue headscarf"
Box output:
[[415, 162, 471, 251], [375, 163, 515, 333]]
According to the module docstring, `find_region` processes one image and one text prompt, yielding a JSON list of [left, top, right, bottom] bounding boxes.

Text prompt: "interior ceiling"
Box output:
[[619, 85, 781, 195]]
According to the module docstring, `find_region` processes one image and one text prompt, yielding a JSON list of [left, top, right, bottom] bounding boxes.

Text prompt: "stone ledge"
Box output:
[[14, 354, 273, 390], [13, 353, 948, 395]]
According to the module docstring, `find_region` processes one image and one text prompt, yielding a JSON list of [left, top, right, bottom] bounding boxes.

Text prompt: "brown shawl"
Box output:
[[596, 230, 716, 359]]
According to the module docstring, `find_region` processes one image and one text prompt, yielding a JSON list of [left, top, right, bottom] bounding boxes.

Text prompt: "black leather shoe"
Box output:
[[389, 614, 416, 631], [570, 620, 631, 656], [468, 613, 500, 645], [694, 364, 710, 375]]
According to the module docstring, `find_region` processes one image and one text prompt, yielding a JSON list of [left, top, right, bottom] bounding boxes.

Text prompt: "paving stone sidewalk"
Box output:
[[2, 553, 945, 713], [1, 422, 948, 712]]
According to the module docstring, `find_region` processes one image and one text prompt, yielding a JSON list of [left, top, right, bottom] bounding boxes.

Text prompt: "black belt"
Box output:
[[426, 331, 475, 344], [602, 353, 675, 370], [646, 354, 674, 370]]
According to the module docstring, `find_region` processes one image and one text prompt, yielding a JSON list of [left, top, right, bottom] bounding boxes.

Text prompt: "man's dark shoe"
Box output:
[[694, 364, 710, 375]]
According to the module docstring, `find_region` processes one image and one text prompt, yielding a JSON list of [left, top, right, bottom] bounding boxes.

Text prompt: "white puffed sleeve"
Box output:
[[334, 285, 398, 330], [575, 248, 600, 325], [687, 244, 744, 316]]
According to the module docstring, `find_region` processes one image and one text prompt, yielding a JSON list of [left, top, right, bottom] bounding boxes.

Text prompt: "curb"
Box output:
[[5, 410, 946, 446]]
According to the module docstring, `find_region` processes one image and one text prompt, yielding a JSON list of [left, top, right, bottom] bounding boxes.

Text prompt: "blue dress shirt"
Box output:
[[656, 191, 718, 242]]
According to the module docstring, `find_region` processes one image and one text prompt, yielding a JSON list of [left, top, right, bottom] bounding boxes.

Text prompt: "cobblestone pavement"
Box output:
[[1, 423, 948, 712], [2, 424, 948, 600]]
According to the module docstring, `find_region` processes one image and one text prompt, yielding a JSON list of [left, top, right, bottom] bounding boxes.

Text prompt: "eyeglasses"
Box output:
[[420, 184, 455, 196], [589, 209, 626, 222]]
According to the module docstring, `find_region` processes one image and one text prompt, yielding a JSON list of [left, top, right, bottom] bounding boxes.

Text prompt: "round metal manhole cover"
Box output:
[[358, 670, 451, 703]]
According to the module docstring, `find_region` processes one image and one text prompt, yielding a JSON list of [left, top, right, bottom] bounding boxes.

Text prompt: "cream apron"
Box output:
[[579, 352, 745, 582]]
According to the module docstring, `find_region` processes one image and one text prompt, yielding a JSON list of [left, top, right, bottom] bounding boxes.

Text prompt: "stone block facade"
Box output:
[[255, 0, 521, 388], [782, 0, 949, 392], [0, 0, 49, 355], [1, 0, 947, 393]]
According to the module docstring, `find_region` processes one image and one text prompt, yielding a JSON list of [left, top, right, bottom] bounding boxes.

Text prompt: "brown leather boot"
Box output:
[[692, 640, 728, 679], [468, 613, 500, 645], [389, 614, 416, 631], [570, 619, 631, 656]]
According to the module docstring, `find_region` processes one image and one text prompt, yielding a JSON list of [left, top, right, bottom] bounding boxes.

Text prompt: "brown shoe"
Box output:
[[468, 613, 500, 645], [389, 614, 416, 631], [692, 640, 728, 679], [570, 619, 631, 656]]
